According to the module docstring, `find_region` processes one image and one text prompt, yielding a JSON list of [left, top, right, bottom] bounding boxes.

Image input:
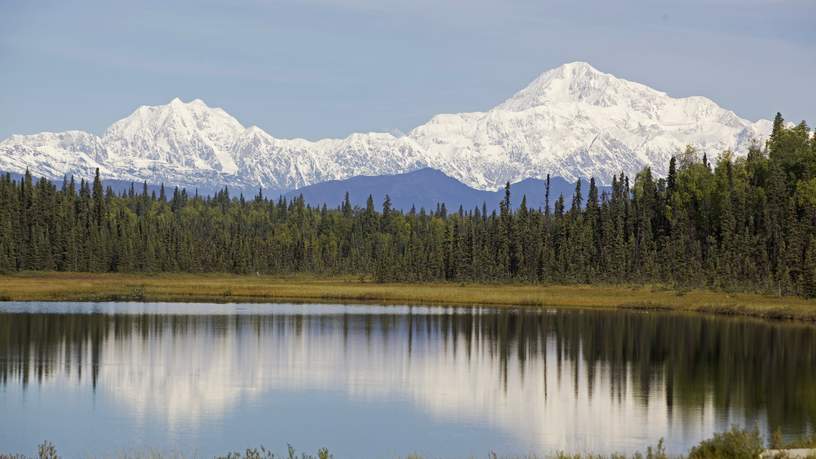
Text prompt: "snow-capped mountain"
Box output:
[[0, 62, 771, 192]]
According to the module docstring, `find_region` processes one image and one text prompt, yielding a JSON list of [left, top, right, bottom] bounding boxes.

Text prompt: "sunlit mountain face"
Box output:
[[0, 63, 771, 193], [1, 303, 815, 457]]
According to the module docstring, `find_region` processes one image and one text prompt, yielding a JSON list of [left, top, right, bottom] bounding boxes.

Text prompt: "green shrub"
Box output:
[[688, 427, 763, 459]]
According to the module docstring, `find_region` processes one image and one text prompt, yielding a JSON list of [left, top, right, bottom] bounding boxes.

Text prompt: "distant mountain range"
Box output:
[[286, 168, 597, 212], [0, 62, 770, 194], [5, 167, 597, 212]]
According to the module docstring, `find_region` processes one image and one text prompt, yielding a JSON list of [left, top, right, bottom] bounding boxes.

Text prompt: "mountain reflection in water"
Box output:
[[0, 303, 814, 457]]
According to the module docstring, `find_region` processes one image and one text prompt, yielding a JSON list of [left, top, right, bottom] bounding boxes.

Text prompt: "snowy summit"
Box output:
[[0, 62, 771, 192]]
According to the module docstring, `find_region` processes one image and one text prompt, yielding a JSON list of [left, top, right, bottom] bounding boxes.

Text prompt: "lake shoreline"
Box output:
[[1, 272, 815, 323]]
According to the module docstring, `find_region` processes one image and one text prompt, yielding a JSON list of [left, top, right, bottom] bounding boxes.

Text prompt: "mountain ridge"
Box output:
[[0, 62, 771, 192]]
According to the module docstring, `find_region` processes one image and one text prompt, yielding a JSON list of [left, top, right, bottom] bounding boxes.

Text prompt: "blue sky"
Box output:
[[1, 0, 814, 140]]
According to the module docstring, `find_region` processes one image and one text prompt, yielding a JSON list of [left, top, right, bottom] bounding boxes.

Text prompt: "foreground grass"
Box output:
[[1, 272, 816, 323], [4, 428, 815, 459]]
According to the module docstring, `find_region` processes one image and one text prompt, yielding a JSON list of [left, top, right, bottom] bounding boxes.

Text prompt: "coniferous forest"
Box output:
[[1, 115, 815, 296]]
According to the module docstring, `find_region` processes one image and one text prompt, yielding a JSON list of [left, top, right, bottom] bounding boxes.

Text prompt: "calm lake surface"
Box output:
[[1, 302, 815, 458]]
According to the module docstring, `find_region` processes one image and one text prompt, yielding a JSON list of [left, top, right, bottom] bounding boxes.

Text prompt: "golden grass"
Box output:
[[0, 272, 815, 322]]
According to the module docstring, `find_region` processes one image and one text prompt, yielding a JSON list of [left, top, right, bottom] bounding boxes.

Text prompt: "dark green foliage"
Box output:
[[687, 427, 763, 459], [0, 119, 814, 295]]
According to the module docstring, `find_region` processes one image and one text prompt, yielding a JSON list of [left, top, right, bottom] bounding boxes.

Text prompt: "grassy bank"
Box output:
[[1, 272, 815, 322]]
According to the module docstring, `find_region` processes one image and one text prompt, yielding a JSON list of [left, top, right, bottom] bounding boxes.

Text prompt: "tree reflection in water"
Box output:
[[0, 305, 814, 453]]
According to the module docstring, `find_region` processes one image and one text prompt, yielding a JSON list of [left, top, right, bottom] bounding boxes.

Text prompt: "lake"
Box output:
[[1, 302, 815, 458]]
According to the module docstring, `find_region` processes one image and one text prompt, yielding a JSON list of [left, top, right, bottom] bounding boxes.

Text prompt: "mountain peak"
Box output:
[[496, 62, 657, 111], [553, 61, 601, 75], [165, 97, 210, 111], [100, 97, 244, 175], [113, 97, 242, 131]]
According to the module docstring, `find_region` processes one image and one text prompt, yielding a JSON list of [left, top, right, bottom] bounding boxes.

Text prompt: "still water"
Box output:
[[0, 302, 815, 458]]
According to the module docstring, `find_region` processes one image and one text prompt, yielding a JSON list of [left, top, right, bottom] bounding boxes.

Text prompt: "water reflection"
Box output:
[[0, 303, 815, 456]]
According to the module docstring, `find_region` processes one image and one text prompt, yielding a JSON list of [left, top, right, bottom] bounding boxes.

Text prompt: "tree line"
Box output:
[[0, 114, 815, 296]]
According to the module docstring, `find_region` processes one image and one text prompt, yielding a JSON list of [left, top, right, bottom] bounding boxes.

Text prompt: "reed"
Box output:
[[0, 429, 786, 459]]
